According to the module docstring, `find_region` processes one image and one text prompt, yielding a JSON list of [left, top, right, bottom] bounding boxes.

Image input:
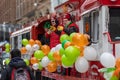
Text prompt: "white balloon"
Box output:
[[32, 63, 39, 70], [75, 57, 89, 73], [84, 46, 97, 60], [41, 56, 50, 67], [100, 52, 115, 68], [55, 44, 62, 51], [32, 44, 40, 51], [50, 47, 56, 52], [25, 44, 32, 51]]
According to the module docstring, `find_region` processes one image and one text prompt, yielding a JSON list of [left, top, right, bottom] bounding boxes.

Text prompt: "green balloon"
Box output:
[[5, 58, 10, 65], [24, 59, 30, 66], [60, 34, 70, 43], [70, 32, 76, 41], [62, 55, 75, 67], [5, 48, 10, 53], [61, 40, 69, 48], [48, 52, 54, 61], [5, 43, 10, 48], [110, 76, 118, 80], [34, 50, 45, 60], [59, 47, 65, 56], [38, 62, 43, 70], [22, 39, 29, 46], [65, 46, 80, 59]]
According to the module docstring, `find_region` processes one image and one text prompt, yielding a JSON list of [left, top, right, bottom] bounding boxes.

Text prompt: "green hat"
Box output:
[[44, 22, 51, 29]]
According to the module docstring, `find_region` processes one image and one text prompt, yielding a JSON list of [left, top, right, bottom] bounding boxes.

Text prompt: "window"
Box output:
[[22, 32, 30, 40], [109, 8, 120, 41], [83, 11, 99, 43], [14, 36, 18, 49]]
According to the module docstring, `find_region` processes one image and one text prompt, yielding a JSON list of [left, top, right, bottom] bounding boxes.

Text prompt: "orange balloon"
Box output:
[[116, 58, 120, 68], [29, 39, 35, 46], [20, 47, 27, 54], [41, 45, 50, 55], [30, 57, 39, 65], [72, 33, 89, 47], [35, 40, 42, 47], [64, 42, 72, 48], [47, 61, 57, 72], [74, 45, 84, 51], [113, 68, 120, 77], [53, 51, 61, 61], [57, 61, 62, 66]]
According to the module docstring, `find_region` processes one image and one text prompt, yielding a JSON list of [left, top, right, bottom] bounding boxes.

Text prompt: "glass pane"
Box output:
[[109, 8, 120, 41]]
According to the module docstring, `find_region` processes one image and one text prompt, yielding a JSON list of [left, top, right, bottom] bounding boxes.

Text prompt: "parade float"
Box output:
[[7, 0, 120, 80]]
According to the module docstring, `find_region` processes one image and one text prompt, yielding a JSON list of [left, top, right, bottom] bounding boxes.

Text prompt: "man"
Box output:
[[1, 49, 34, 80], [63, 13, 79, 35]]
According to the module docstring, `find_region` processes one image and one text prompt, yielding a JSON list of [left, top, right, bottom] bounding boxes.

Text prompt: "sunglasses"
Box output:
[[51, 21, 55, 22]]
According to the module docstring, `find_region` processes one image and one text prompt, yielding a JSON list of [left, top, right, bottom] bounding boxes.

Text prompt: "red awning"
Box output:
[[81, 0, 101, 15], [99, 0, 120, 6], [55, 0, 80, 13]]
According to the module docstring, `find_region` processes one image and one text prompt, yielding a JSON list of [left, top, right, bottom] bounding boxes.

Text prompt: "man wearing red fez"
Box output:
[[63, 13, 79, 35]]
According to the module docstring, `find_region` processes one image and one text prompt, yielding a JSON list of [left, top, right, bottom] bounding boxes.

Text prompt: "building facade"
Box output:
[[0, 0, 51, 42]]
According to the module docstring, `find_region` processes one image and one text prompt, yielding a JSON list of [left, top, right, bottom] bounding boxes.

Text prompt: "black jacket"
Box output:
[[1, 57, 34, 80]]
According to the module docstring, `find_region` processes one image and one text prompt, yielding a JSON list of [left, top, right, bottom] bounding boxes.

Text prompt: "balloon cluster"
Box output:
[[5, 43, 10, 53], [54, 33, 97, 73], [20, 32, 97, 73], [99, 52, 120, 80]]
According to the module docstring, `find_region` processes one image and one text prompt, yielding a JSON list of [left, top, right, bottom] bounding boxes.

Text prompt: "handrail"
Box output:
[[103, 32, 120, 44]]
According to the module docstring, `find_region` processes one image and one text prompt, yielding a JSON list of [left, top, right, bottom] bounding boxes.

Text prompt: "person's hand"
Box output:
[[47, 30, 52, 34]]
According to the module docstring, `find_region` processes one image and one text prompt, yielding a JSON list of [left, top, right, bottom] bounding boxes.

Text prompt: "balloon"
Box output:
[[64, 41, 72, 49], [50, 47, 56, 53], [60, 34, 70, 43], [24, 59, 30, 66], [30, 57, 39, 64], [75, 57, 89, 73], [20, 47, 27, 54], [70, 32, 76, 41], [5, 58, 10, 65], [100, 52, 115, 68], [83, 46, 97, 60], [55, 44, 62, 51], [29, 39, 35, 46], [47, 61, 57, 72], [59, 47, 65, 56], [41, 56, 50, 67], [61, 40, 69, 48], [48, 52, 54, 61], [25, 44, 32, 51], [62, 55, 75, 67], [115, 58, 120, 68], [32, 44, 40, 51], [22, 39, 29, 46], [34, 50, 45, 60], [5, 48, 10, 53], [65, 46, 80, 60], [32, 63, 39, 70], [72, 33, 89, 46], [103, 71, 114, 80], [110, 76, 118, 80], [53, 51, 61, 61], [5, 43, 10, 48], [35, 40, 41, 47], [113, 68, 120, 78], [38, 62, 43, 70], [41, 45, 50, 55]]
